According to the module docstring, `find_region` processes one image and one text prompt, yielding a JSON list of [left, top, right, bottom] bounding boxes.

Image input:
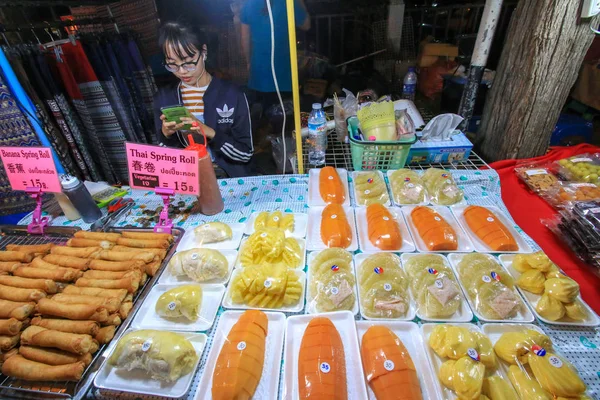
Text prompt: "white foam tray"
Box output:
[[306, 206, 359, 251], [421, 323, 517, 400], [354, 253, 416, 321], [244, 212, 308, 238], [132, 284, 224, 332], [195, 311, 285, 400], [401, 205, 474, 253], [177, 223, 245, 251], [400, 253, 474, 323], [447, 253, 534, 323], [498, 254, 600, 327], [236, 237, 306, 270], [355, 206, 416, 253], [306, 251, 358, 315], [386, 169, 430, 207], [222, 268, 306, 313], [94, 329, 206, 398], [158, 249, 237, 285], [450, 205, 533, 253], [282, 311, 368, 400], [350, 170, 392, 207], [356, 321, 439, 400], [307, 167, 351, 207]]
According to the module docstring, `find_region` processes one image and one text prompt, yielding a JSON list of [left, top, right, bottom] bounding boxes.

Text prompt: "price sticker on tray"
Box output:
[[125, 142, 200, 196], [0, 147, 61, 193]]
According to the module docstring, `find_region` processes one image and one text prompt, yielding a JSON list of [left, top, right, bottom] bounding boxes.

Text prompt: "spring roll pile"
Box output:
[[0, 231, 172, 382]]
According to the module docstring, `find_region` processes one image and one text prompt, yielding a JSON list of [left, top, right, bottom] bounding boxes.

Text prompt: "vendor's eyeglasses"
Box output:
[[164, 55, 201, 73]]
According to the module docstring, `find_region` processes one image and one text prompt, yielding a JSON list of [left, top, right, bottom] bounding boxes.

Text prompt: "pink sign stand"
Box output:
[[26, 187, 49, 234], [154, 188, 175, 234]]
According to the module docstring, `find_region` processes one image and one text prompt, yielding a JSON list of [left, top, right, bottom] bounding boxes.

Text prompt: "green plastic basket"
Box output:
[[347, 116, 416, 171]]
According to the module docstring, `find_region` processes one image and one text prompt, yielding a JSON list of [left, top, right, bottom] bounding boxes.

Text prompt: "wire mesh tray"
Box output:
[[0, 226, 184, 400]]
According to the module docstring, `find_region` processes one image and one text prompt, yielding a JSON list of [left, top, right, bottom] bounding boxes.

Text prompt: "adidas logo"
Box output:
[[217, 104, 234, 118]]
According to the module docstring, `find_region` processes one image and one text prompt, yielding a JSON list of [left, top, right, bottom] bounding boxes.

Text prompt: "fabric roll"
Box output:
[[127, 39, 157, 142]]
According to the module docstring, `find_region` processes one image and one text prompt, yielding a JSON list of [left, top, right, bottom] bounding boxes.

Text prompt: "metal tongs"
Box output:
[[90, 197, 134, 231]]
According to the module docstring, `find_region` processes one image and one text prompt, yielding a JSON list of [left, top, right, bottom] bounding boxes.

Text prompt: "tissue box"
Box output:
[[406, 132, 473, 165]]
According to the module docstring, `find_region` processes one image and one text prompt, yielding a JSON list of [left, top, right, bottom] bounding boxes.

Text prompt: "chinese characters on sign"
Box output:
[[0, 147, 61, 193], [125, 143, 200, 196]]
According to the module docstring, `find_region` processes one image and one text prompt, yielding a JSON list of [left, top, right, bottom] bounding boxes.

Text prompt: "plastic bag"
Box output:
[[357, 253, 409, 318], [540, 181, 600, 208], [404, 254, 461, 318], [332, 89, 358, 142], [230, 264, 302, 309], [308, 248, 356, 313], [556, 153, 600, 184], [422, 168, 464, 205], [193, 222, 233, 244], [109, 330, 198, 382], [395, 109, 416, 142], [515, 162, 559, 193], [353, 171, 390, 206], [155, 284, 202, 321], [456, 254, 521, 320], [389, 169, 427, 204], [239, 228, 302, 268], [168, 248, 228, 282]]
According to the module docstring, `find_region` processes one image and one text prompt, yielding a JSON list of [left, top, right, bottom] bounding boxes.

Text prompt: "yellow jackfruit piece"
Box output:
[[545, 278, 580, 303], [536, 294, 566, 321], [512, 254, 532, 273], [527, 251, 553, 272], [507, 365, 551, 400], [494, 332, 534, 365], [482, 376, 517, 400], [429, 325, 448, 357], [516, 269, 546, 294], [524, 330, 552, 350], [472, 331, 497, 370], [564, 301, 588, 321], [439, 359, 456, 390], [442, 326, 477, 360], [544, 263, 563, 280], [452, 356, 485, 400], [528, 352, 586, 398]]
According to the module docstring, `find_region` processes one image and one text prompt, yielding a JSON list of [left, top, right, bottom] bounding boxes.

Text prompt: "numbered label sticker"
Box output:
[[191, 253, 199, 260], [383, 360, 395, 371], [273, 216, 280, 222], [330, 287, 339, 295], [261, 232, 268, 238], [548, 355, 563, 368], [142, 339, 152, 352], [434, 216, 441, 222], [237, 341, 247, 351], [382, 216, 390, 221], [487, 217, 495, 222], [328, 175, 334, 180], [264, 279, 272, 288], [434, 279, 444, 289], [467, 348, 480, 361], [383, 283, 392, 292], [167, 301, 177, 311], [331, 214, 337, 219], [407, 183, 415, 188], [482, 275, 492, 283], [364, 190, 371, 195], [320, 362, 331, 373]]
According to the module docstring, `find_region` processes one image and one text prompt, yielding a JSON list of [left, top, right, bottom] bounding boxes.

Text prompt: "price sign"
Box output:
[[0, 147, 61, 193], [125, 143, 200, 196]]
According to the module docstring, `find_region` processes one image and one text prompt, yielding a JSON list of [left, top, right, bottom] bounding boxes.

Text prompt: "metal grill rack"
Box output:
[[0, 226, 184, 400]]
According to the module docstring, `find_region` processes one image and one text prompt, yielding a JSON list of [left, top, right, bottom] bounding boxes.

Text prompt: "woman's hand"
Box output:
[[180, 117, 216, 139], [160, 114, 187, 137]]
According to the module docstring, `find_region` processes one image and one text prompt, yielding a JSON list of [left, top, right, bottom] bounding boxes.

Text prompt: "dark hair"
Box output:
[[159, 21, 207, 60]]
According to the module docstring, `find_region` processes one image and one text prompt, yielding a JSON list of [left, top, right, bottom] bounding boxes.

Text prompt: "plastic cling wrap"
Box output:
[[238, 228, 302, 269], [193, 222, 233, 244], [422, 168, 464, 205], [556, 153, 600, 185], [457, 254, 522, 320], [308, 249, 356, 313], [541, 182, 600, 208], [253, 211, 295, 233], [410, 206, 458, 251], [463, 205, 519, 251], [168, 248, 228, 282], [155, 285, 202, 321], [389, 169, 427, 205], [404, 254, 461, 318], [108, 330, 198, 382], [353, 171, 390, 206], [320, 204, 353, 249], [357, 253, 410, 319], [319, 166, 347, 204], [366, 204, 402, 250], [230, 265, 302, 309]]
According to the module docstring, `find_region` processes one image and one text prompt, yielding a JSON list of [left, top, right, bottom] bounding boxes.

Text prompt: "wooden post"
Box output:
[[477, 0, 599, 161]]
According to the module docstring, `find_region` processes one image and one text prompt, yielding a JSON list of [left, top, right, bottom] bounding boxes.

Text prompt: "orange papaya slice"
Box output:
[[410, 206, 458, 251], [321, 204, 352, 249], [366, 204, 402, 250], [319, 167, 346, 204], [463, 205, 518, 251]]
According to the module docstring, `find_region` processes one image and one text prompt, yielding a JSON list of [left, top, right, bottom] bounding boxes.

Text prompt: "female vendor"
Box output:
[[154, 21, 254, 177]]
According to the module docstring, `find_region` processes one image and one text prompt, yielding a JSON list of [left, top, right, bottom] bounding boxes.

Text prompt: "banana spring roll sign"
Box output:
[[0, 147, 61, 193]]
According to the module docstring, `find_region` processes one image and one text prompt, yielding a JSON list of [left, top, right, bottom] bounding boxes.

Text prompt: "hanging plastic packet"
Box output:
[[422, 168, 464, 205], [388, 169, 428, 205]]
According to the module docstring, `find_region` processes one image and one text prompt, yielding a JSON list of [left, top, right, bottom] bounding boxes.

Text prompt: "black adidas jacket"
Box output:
[[153, 77, 253, 177]]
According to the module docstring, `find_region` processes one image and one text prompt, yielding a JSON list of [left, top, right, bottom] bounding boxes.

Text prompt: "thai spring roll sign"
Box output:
[[125, 142, 200, 196], [0, 147, 61, 193]]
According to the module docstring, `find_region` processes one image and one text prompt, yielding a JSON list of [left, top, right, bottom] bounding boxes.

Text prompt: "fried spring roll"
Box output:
[[89, 259, 144, 272], [0, 251, 33, 263], [42, 255, 90, 270], [73, 231, 121, 242], [83, 269, 142, 281], [18, 262, 81, 282], [0, 275, 57, 294], [21, 326, 95, 355], [6, 244, 54, 255], [121, 231, 174, 243], [19, 346, 92, 366], [97, 250, 155, 263], [119, 302, 133, 320], [0, 333, 20, 350], [67, 238, 113, 250], [0, 319, 22, 336], [111, 246, 167, 260], [145, 260, 162, 277], [75, 277, 138, 293], [0, 283, 45, 302], [94, 326, 115, 344], [124, 293, 133, 302], [0, 348, 18, 364], [36, 298, 108, 322], [51, 246, 101, 258], [0, 299, 35, 320], [61, 286, 127, 302], [31, 317, 99, 336], [0, 262, 20, 273], [104, 314, 121, 326], [51, 294, 120, 313], [2, 355, 85, 381], [116, 237, 169, 249]]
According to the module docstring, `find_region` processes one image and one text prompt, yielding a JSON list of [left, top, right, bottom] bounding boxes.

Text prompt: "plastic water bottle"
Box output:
[[402, 67, 417, 101], [308, 103, 327, 166]]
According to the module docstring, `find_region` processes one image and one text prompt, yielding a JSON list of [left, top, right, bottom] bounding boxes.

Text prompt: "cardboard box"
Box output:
[[406, 132, 473, 164]]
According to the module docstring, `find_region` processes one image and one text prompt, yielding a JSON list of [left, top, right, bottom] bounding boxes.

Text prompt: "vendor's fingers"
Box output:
[[173, 122, 187, 130], [179, 117, 194, 124], [160, 114, 166, 120]]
